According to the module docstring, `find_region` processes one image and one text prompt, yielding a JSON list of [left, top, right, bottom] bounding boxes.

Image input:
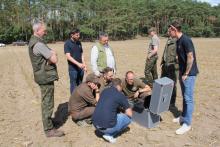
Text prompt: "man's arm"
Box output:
[[91, 46, 100, 76], [48, 49, 58, 64], [148, 45, 158, 59], [65, 53, 85, 69], [33, 42, 57, 64], [182, 52, 194, 80], [139, 85, 151, 93], [125, 108, 132, 118], [81, 53, 87, 71]]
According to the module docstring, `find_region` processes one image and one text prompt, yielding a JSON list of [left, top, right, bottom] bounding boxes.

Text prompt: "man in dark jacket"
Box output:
[[93, 78, 132, 143]]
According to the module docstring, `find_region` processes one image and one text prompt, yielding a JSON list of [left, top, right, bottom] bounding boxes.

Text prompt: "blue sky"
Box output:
[[198, 0, 220, 6]]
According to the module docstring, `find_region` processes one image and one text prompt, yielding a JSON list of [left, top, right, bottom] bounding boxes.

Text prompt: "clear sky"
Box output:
[[198, 0, 220, 6]]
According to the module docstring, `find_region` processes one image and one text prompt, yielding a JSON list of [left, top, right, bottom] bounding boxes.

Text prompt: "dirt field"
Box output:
[[0, 37, 219, 147]]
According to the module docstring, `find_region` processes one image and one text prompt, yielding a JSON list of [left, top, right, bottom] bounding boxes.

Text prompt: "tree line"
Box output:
[[0, 0, 220, 43]]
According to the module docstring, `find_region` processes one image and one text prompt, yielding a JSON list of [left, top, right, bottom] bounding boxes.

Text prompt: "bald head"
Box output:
[[125, 71, 135, 85]]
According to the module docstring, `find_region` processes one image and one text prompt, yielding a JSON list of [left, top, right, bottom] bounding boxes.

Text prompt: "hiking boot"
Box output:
[[45, 128, 65, 137], [76, 120, 91, 127], [84, 118, 92, 124]]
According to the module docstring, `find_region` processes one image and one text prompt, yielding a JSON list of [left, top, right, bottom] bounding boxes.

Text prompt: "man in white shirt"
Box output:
[[90, 32, 116, 76]]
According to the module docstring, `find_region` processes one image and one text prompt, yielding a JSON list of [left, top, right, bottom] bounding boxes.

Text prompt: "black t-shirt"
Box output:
[[176, 34, 199, 76], [64, 39, 83, 71], [92, 87, 130, 128]]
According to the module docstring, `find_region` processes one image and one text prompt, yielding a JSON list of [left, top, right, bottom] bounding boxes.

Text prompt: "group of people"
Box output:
[[28, 20, 198, 143]]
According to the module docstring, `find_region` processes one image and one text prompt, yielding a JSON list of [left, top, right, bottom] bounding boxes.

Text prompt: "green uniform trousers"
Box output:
[[144, 56, 158, 88], [161, 64, 178, 106], [39, 82, 54, 131]]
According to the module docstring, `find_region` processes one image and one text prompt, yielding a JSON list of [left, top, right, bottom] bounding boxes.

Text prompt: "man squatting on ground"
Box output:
[[68, 73, 100, 126], [168, 21, 199, 135], [122, 71, 152, 108], [92, 78, 132, 143], [98, 67, 114, 92], [28, 21, 64, 137]]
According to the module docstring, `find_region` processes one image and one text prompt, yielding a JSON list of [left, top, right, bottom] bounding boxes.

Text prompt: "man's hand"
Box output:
[[182, 75, 188, 81], [77, 63, 85, 69], [134, 91, 139, 98], [83, 64, 87, 72]]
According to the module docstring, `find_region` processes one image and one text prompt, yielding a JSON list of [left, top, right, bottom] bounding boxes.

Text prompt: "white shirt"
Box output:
[[91, 44, 116, 76]]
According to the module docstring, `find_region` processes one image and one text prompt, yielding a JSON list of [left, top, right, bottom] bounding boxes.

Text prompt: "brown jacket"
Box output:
[[68, 83, 97, 112]]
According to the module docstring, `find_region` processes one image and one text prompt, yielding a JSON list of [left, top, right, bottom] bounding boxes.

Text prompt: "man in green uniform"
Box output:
[[161, 31, 178, 109], [122, 71, 151, 108], [28, 21, 64, 137], [144, 27, 160, 88]]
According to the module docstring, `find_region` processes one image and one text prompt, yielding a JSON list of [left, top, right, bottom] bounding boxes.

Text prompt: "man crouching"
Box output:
[[68, 73, 100, 126], [92, 78, 132, 143]]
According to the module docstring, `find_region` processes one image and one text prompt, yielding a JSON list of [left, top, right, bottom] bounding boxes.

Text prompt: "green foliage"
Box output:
[[0, 0, 220, 43]]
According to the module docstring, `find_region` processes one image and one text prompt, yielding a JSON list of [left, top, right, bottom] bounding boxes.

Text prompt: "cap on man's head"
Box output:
[[148, 27, 157, 33], [86, 73, 100, 84]]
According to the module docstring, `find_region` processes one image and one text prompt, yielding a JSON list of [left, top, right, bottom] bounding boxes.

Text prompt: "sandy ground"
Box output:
[[0, 37, 219, 147]]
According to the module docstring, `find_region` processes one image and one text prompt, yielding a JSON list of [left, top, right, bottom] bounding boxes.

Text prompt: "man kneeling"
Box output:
[[68, 73, 100, 126], [92, 78, 132, 143]]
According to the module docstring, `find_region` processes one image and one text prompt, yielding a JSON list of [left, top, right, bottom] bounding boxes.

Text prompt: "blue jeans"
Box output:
[[69, 69, 84, 94], [179, 76, 196, 125], [98, 113, 131, 137]]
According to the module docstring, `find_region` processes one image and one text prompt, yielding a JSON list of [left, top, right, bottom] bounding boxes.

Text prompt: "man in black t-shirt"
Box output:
[[64, 29, 87, 94], [168, 21, 199, 135], [92, 78, 132, 143]]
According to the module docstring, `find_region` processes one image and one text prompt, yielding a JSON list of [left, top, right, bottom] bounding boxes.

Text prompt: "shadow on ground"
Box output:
[[52, 102, 69, 129]]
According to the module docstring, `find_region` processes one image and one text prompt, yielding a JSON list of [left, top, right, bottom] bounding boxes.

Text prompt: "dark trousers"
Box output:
[[69, 69, 84, 94], [39, 82, 54, 131], [144, 56, 158, 88], [128, 92, 151, 109], [161, 64, 178, 106], [70, 107, 95, 121]]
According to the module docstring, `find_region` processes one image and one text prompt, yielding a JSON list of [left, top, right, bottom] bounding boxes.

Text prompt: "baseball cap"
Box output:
[[86, 73, 100, 84]]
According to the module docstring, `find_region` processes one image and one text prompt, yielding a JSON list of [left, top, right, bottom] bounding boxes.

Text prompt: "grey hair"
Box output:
[[99, 31, 108, 39], [32, 20, 44, 32]]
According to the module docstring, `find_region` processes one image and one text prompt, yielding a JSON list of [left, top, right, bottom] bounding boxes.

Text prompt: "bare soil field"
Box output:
[[0, 37, 219, 147]]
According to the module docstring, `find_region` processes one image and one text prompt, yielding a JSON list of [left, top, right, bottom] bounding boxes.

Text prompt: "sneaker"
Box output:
[[45, 129, 65, 137], [175, 123, 191, 135], [172, 116, 182, 123], [102, 135, 116, 143]]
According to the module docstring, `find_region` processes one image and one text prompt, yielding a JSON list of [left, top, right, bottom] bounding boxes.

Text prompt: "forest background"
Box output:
[[1, 0, 220, 43]]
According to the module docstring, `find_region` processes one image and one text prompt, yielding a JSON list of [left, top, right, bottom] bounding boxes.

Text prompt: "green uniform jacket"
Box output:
[[28, 35, 58, 85], [161, 37, 178, 66]]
